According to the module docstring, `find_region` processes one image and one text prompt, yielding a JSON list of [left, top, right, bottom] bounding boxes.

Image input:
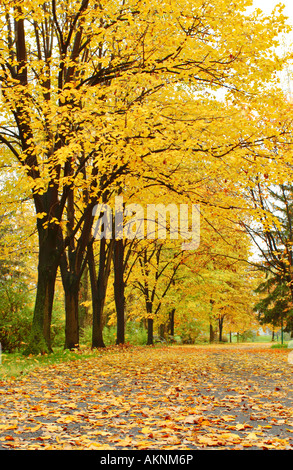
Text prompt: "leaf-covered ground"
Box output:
[[0, 344, 293, 450]]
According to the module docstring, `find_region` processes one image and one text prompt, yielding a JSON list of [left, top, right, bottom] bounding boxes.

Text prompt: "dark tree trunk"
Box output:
[[79, 265, 90, 333], [209, 323, 215, 343], [63, 273, 80, 350], [24, 226, 59, 355], [169, 308, 175, 336], [89, 239, 113, 348], [114, 239, 125, 345], [159, 323, 165, 339], [60, 187, 95, 350], [147, 317, 154, 345], [89, 242, 105, 349], [209, 299, 215, 344], [25, 260, 57, 354], [146, 299, 154, 345], [218, 316, 224, 342]]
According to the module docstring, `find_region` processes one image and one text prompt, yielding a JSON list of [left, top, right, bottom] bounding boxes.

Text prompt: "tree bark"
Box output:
[[169, 308, 175, 336], [209, 299, 215, 343], [218, 315, 224, 342], [114, 239, 125, 345], [146, 299, 154, 345], [79, 265, 90, 333], [88, 242, 104, 348], [89, 239, 113, 348], [209, 323, 215, 343], [60, 186, 96, 349], [24, 227, 59, 354], [63, 273, 80, 350], [26, 265, 57, 354], [147, 317, 154, 345]]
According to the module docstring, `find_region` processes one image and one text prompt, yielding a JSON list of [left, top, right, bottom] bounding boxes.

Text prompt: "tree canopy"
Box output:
[[0, 0, 292, 352]]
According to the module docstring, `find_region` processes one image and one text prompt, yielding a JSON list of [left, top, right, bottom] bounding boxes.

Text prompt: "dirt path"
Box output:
[[0, 344, 292, 450]]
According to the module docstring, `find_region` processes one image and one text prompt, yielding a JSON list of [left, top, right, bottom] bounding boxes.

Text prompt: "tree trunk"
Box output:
[[25, 262, 57, 354], [59, 241, 81, 351], [209, 299, 215, 343], [60, 189, 95, 350], [147, 317, 154, 345], [63, 274, 80, 350], [169, 308, 175, 337], [79, 265, 90, 333], [24, 227, 59, 355], [89, 239, 113, 348], [91, 288, 106, 349], [146, 299, 154, 345], [89, 242, 105, 348], [218, 316, 224, 342], [209, 323, 215, 343], [159, 323, 165, 340], [114, 239, 125, 345]]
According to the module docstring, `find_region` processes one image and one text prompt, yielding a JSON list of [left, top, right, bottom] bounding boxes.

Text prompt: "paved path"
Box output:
[[0, 344, 292, 450]]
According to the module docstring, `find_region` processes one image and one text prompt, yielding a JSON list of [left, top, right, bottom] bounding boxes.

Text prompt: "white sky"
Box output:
[[252, 0, 293, 21], [251, 1, 293, 95], [251, 0, 293, 43]]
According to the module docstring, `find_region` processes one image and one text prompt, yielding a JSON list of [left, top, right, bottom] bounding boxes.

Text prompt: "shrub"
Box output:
[[0, 279, 33, 352], [79, 322, 148, 347]]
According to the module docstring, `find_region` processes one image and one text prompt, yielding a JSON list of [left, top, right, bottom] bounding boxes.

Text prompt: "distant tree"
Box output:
[[245, 182, 293, 335]]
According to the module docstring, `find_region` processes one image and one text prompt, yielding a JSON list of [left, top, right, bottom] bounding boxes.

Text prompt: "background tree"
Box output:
[[131, 240, 183, 345], [243, 182, 293, 336]]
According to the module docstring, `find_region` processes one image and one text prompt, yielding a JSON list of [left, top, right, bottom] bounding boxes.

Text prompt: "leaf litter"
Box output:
[[0, 344, 293, 450]]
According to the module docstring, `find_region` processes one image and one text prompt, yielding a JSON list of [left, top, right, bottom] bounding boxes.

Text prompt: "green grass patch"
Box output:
[[0, 347, 104, 381], [270, 342, 288, 349]]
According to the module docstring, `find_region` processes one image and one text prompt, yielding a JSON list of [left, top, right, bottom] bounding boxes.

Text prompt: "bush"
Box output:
[[50, 295, 66, 348], [125, 322, 147, 345], [0, 279, 33, 352], [176, 318, 206, 344], [168, 335, 183, 344], [50, 317, 65, 348], [239, 330, 255, 342], [79, 325, 92, 346], [103, 326, 117, 345], [80, 322, 148, 346]]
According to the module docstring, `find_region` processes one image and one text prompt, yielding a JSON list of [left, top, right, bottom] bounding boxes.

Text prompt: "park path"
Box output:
[[0, 344, 292, 450]]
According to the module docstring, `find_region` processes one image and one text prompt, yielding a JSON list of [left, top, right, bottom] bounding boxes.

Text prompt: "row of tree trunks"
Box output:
[[27, 231, 179, 352]]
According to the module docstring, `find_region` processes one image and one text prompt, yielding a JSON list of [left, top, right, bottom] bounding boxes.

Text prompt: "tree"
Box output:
[[131, 239, 184, 345], [88, 238, 114, 348], [254, 273, 292, 338], [244, 182, 293, 335], [0, 0, 290, 353], [247, 182, 293, 334]]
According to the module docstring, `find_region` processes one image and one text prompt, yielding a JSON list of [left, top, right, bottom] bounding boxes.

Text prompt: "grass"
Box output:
[[0, 346, 104, 381], [0, 342, 160, 381], [0, 338, 291, 381], [271, 342, 288, 349]]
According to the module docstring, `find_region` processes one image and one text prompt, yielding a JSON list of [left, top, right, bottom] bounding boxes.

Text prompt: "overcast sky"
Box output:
[[252, 0, 293, 20], [251, 1, 293, 95]]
